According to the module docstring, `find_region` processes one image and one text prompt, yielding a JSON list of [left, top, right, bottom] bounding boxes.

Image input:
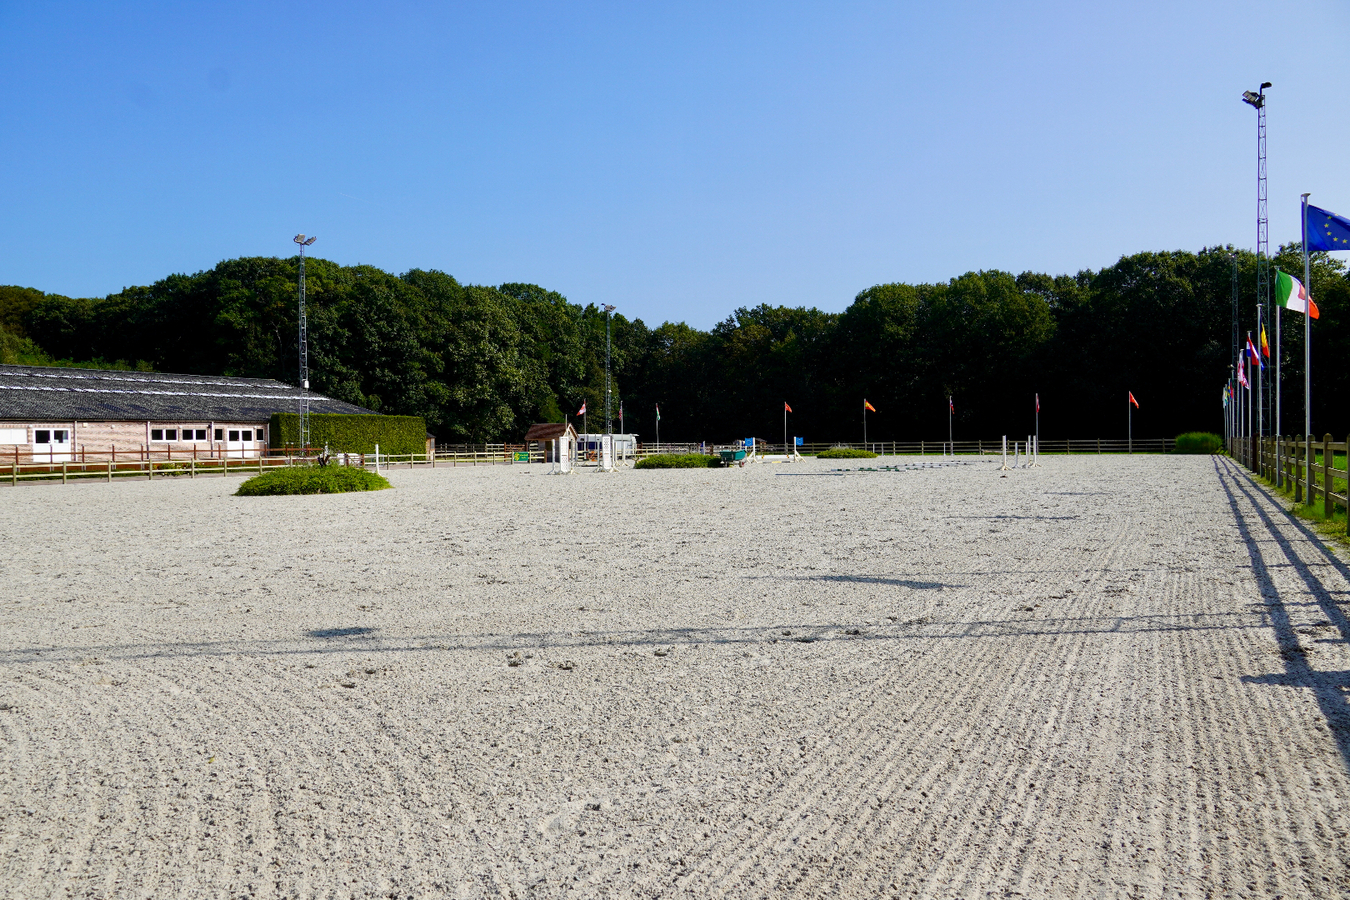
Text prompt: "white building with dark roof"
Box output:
[[0, 364, 373, 463]]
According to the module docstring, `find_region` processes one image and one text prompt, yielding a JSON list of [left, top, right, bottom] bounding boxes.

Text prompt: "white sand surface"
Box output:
[[2, 455, 1350, 899]]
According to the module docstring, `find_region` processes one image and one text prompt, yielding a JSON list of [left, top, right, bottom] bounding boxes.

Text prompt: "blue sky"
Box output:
[[2, 1, 1347, 328]]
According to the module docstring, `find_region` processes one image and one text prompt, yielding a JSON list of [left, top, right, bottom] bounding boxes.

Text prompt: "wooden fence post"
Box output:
[[1294, 436, 1304, 504], [1324, 434, 1334, 520], [107, 460, 113, 483], [1345, 433, 1350, 536]]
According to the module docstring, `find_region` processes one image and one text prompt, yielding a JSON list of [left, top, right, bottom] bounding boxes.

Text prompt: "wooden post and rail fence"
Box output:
[[2, 437, 1178, 487], [1228, 432, 1350, 535]]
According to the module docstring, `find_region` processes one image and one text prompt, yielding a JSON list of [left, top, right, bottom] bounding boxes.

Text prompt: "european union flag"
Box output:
[[1307, 204, 1350, 251]]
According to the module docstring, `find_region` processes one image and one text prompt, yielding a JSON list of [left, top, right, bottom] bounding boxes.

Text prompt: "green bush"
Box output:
[[816, 447, 878, 459], [235, 465, 392, 496], [1174, 432, 1224, 454], [635, 453, 719, 469], [270, 412, 427, 455]]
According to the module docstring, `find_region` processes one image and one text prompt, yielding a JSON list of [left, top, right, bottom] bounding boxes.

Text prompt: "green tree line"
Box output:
[[2, 246, 1346, 443]]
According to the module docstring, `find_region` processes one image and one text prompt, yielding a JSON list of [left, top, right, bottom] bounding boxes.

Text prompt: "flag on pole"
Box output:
[[655, 403, 660, 421], [1306, 204, 1350, 251], [1238, 357, 1249, 388], [577, 401, 587, 416], [1222, 385, 1229, 406], [1129, 391, 1139, 409], [864, 400, 876, 412], [1261, 324, 1270, 358], [948, 396, 954, 413], [1274, 268, 1319, 319], [784, 402, 792, 413], [1247, 337, 1264, 370], [1035, 394, 1040, 412]]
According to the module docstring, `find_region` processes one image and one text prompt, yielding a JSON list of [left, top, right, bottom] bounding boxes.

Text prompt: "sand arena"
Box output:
[[2, 455, 1349, 898]]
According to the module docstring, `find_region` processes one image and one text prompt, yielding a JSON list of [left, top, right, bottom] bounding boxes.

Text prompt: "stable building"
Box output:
[[0, 364, 373, 464]]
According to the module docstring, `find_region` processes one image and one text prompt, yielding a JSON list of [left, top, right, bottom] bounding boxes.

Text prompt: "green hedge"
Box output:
[[235, 466, 392, 496], [816, 447, 878, 459], [635, 453, 719, 469], [270, 413, 427, 455], [1174, 431, 1224, 454]]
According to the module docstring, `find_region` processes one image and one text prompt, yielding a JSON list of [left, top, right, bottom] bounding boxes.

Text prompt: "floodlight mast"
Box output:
[[603, 304, 616, 437], [294, 234, 316, 451], [1241, 83, 1271, 447]]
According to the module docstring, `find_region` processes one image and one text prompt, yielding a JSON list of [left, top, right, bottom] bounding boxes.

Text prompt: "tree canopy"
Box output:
[[5, 245, 1346, 442]]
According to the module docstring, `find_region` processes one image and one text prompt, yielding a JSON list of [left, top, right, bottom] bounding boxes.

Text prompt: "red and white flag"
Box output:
[[784, 402, 792, 413], [1035, 393, 1040, 413], [577, 401, 587, 416]]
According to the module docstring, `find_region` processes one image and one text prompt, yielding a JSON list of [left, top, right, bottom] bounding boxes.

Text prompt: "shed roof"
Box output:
[[524, 422, 576, 442], [0, 364, 375, 421]]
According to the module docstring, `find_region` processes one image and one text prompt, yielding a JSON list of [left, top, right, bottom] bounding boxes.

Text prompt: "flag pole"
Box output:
[[1128, 391, 1132, 454], [863, 402, 867, 449], [655, 405, 659, 449], [783, 403, 787, 456], [948, 396, 953, 456], [1035, 394, 1039, 462], [1247, 311, 1258, 447], [1302, 192, 1313, 498]]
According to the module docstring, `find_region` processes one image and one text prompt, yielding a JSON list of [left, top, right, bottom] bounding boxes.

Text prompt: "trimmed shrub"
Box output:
[[635, 453, 719, 469], [270, 412, 427, 455], [235, 465, 392, 496], [816, 448, 878, 459], [1174, 432, 1224, 454]]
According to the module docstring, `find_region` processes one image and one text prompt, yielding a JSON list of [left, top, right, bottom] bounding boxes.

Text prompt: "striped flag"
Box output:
[[1274, 268, 1319, 319], [1247, 337, 1264, 371], [864, 400, 876, 412]]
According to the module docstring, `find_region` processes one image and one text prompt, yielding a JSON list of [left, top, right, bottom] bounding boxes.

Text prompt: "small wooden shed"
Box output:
[[524, 422, 577, 465]]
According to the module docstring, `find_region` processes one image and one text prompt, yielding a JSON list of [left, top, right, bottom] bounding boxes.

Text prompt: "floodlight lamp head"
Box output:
[[304, 236, 316, 246], [293, 234, 306, 244], [603, 304, 616, 312], [1260, 82, 1272, 90], [1241, 90, 1264, 108]]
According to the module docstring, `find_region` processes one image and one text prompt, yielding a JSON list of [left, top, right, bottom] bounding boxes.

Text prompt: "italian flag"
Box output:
[[1275, 269, 1319, 319]]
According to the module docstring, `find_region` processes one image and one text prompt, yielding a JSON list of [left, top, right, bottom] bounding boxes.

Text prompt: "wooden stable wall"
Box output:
[[0, 420, 270, 463]]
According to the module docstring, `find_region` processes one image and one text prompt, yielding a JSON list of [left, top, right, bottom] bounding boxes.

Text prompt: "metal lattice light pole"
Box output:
[[294, 234, 316, 450], [603, 304, 616, 436], [1242, 83, 1271, 444]]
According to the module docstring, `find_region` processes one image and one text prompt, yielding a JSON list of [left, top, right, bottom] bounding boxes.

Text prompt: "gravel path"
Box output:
[[2, 455, 1349, 899]]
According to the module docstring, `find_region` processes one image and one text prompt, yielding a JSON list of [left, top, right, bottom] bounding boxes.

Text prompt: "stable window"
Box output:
[[214, 429, 223, 441], [242, 430, 253, 442], [35, 430, 50, 444], [193, 429, 207, 441], [165, 429, 178, 441], [228, 430, 240, 441]]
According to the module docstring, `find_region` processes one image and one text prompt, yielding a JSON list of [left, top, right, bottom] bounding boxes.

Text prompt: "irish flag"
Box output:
[[1275, 269, 1319, 319]]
